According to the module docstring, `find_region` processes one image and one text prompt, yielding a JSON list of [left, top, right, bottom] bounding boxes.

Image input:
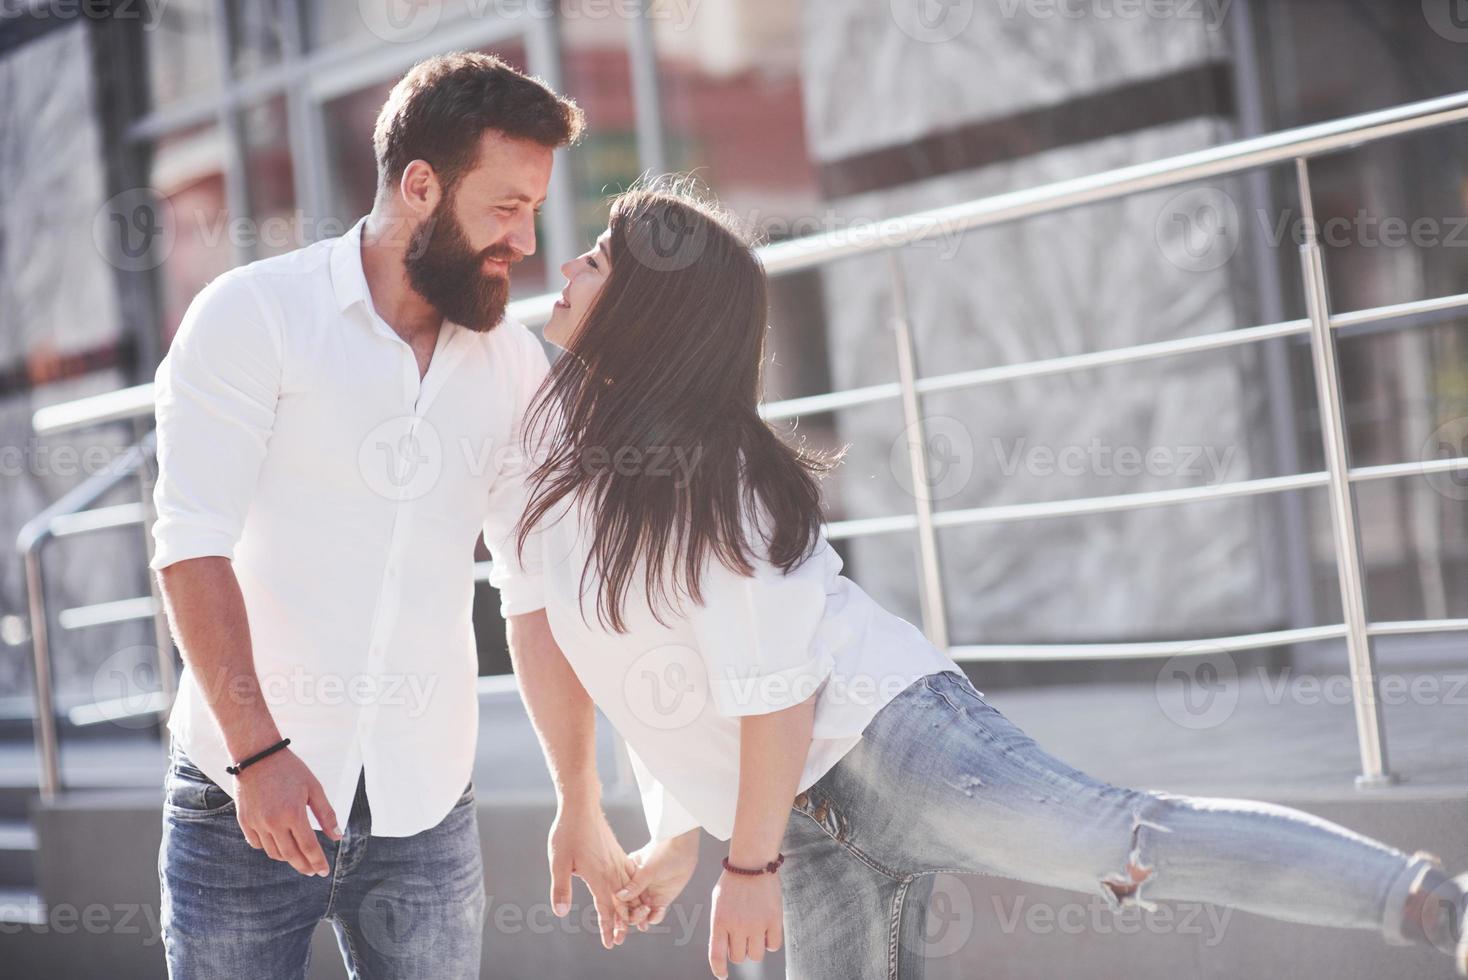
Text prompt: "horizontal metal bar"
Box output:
[[758, 90, 1468, 276], [47, 503, 148, 539], [916, 317, 1311, 399], [58, 597, 161, 631], [936, 471, 1331, 528], [949, 617, 1468, 662], [951, 624, 1350, 661], [760, 318, 1311, 422], [1331, 289, 1468, 332], [1368, 618, 1468, 637], [32, 385, 157, 436], [68, 691, 171, 728], [1348, 455, 1468, 484]]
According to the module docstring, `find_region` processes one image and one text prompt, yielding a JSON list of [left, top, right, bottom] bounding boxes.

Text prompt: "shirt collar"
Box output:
[[329, 216, 372, 314]]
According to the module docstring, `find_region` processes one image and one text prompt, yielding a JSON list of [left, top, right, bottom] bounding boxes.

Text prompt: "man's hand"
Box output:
[[617, 830, 701, 931], [233, 749, 341, 877], [548, 798, 633, 949], [708, 870, 783, 979]]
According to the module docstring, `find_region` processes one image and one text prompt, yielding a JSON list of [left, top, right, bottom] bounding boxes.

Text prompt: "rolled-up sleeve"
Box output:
[[626, 745, 702, 841], [482, 325, 552, 618], [688, 523, 836, 718], [150, 272, 283, 571]]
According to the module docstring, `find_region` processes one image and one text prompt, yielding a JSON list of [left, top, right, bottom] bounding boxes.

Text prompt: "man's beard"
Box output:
[[404, 197, 519, 332]]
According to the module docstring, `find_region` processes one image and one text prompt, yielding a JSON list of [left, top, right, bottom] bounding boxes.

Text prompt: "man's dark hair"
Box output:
[[373, 51, 584, 197]]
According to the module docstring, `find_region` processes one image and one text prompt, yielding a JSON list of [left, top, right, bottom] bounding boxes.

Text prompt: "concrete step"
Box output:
[[0, 819, 37, 889], [0, 774, 40, 821], [0, 886, 45, 926]]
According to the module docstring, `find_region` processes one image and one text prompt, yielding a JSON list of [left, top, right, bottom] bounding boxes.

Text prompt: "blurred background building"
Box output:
[[1, 1, 1466, 977]]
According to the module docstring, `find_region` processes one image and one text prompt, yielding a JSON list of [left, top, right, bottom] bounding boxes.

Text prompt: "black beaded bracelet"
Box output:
[[225, 737, 291, 775], [722, 853, 785, 876]]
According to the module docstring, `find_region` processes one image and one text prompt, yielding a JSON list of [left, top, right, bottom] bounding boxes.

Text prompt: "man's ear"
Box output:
[[398, 159, 442, 218]]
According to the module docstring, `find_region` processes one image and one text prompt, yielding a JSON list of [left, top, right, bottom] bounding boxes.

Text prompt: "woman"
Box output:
[[512, 179, 1467, 979]]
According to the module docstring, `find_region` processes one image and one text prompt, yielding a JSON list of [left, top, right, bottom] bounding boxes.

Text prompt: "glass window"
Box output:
[[228, 0, 290, 77], [241, 97, 299, 258], [143, 0, 220, 109], [151, 123, 232, 346]]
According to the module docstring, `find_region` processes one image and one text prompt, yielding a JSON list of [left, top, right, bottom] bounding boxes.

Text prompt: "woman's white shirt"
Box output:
[[515, 492, 962, 841]]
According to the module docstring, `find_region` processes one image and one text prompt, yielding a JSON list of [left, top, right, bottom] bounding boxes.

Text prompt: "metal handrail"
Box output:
[[16, 432, 162, 798], [35, 89, 1468, 436], [27, 89, 1468, 791]]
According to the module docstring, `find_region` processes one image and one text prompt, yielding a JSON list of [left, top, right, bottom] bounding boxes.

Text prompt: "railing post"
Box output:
[[889, 254, 950, 650], [1294, 158, 1394, 788], [23, 541, 61, 800]]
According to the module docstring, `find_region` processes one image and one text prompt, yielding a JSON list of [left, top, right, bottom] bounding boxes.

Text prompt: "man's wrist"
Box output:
[[554, 772, 602, 807]]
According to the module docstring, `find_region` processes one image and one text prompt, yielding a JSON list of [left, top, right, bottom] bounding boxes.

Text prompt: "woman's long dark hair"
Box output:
[[513, 178, 842, 633]]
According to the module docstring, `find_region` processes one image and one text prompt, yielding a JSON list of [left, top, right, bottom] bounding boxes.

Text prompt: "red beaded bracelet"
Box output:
[[722, 854, 786, 876]]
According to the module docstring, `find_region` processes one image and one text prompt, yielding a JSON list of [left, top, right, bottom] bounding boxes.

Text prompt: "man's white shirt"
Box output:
[[151, 217, 548, 836]]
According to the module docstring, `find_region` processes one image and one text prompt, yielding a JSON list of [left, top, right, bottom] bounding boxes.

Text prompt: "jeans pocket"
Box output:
[[164, 762, 236, 818]]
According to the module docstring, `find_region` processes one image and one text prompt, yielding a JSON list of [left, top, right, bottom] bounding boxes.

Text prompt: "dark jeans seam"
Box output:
[[887, 876, 912, 980]]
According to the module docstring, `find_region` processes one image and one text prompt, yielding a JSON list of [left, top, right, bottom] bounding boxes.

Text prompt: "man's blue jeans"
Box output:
[[159, 745, 485, 979]]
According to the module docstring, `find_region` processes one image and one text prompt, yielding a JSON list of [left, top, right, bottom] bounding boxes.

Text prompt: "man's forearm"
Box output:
[[507, 609, 600, 802], [156, 556, 280, 759]]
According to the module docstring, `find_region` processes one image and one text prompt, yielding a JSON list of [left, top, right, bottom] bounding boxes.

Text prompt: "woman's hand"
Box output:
[[616, 830, 701, 930], [707, 869, 783, 979], [547, 798, 633, 949]]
